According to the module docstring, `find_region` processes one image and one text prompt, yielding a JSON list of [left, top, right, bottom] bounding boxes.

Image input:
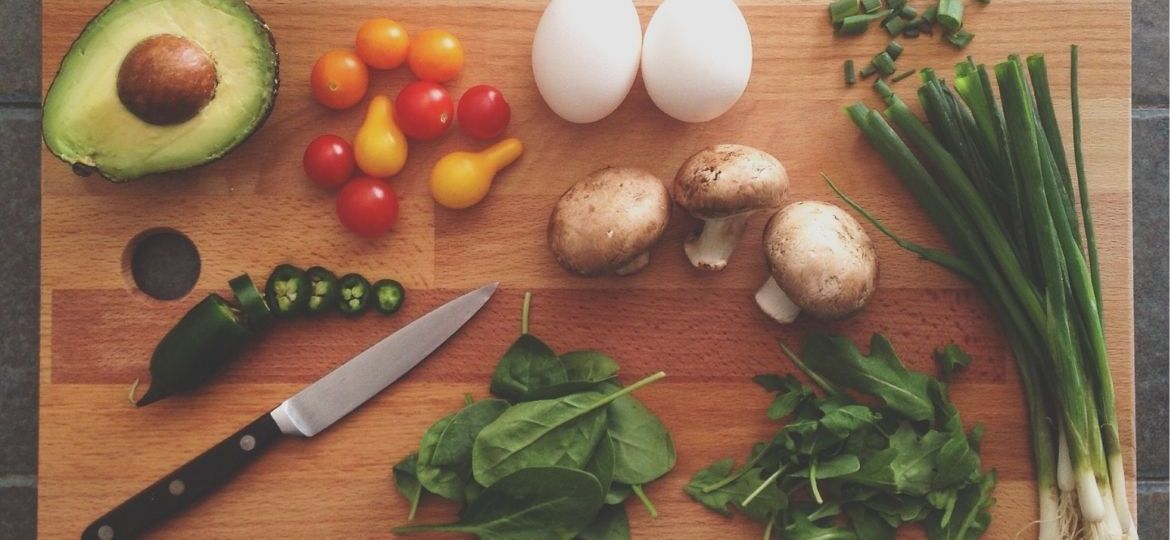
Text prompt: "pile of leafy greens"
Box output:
[[686, 333, 995, 539], [392, 293, 675, 539]]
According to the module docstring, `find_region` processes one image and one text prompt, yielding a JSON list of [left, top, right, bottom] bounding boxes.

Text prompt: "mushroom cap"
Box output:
[[673, 144, 789, 219], [548, 167, 672, 276], [763, 201, 878, 319]]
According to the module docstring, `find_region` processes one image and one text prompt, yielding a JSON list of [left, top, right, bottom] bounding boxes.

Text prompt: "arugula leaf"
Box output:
[[394, 467, 604, 540], [392, 453, 423, 520], [845, 503, 896, 540], [791, 454, 861, 479], [490, 334, 567, 401], [818, 401, 881, 439], [926, 471, 996, 540], [933, 344, 972, 382], [685, 459, 786, 522], [846, 425, 952, 496], [778, 512, 858, 540], [802, 334, 935, 422], [416, 399, 510, 501], [575, 503, 630, 540], [754, 374, 816, 421]]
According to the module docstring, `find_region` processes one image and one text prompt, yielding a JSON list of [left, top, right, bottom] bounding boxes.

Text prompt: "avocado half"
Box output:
[[42, 0, 279, 182]]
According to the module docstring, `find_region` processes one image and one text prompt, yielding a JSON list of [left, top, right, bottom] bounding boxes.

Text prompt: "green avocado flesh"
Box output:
[[42, 0, 279, 182]]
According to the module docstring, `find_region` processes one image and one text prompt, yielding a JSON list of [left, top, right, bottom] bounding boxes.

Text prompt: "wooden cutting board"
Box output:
[[39, 0, 1134, 537]]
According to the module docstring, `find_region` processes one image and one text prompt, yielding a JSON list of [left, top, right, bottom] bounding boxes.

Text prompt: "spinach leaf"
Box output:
[[417, 399, 510, 501], [523, 351, 620, 401], [394, 467, 605, 540], [473, 373, 663, 487], [392, 453, 423, 520], [604, 483, 632, 505], [575, 503, 630, 540], [584, 432, 616, 496], [606, 393, 676, 485], [490, 334, 566, 401], [802, 334, 935, 422]]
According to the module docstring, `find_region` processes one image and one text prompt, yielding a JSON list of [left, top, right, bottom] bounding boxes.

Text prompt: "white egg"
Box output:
[[532, 0, 642, 124], [642, 0, 753, 123]]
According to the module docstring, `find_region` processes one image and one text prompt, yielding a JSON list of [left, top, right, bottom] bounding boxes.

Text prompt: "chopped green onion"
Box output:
[[845, 59, 857, 85], [938, 0, 964, 31], [829, 0, 860, 26], [888, 0, 907, 10], [946, 29, 975, 49], [872, 51, 897, 76], [837, 12, 885, 35], [900, 5, 918, 19], [886, 40, 904, 59], [860, 64, 877, 78], [884, 16, 909, 36], [874, 79, 894, 100], [891, 69, 917, 82], [861, 0, 882, 14], [922, 3, 939, 22]]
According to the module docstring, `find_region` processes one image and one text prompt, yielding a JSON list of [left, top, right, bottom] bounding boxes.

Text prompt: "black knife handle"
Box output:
[[81, 413, 283, 540]]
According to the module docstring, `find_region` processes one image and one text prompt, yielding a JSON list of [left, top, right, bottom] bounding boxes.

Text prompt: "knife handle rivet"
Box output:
[[240, 435, 256, 451], [168, 479, 185, 496], [97, 524, 115, 540]]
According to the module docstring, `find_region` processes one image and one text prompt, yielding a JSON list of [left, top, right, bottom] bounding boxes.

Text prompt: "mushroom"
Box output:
[[755, 201, 878, 323], [548, 167, 671, 277], [673, 144, 789, 271]]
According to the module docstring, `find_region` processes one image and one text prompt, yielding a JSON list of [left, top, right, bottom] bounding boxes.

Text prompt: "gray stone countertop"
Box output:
[[1, 1, 1165, 538]]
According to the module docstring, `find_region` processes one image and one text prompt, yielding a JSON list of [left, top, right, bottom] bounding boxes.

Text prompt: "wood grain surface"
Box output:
[[40, 0, 1134, 538]]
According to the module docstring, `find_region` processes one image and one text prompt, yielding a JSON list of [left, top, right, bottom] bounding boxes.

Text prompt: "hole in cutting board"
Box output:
[[125, 229, 201, 300]]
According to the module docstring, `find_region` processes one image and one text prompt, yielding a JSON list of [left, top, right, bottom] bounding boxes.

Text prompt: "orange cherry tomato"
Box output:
[[356, 18, 410, 70], [311, 49, 369, 110], [407, 29, 464, 83]]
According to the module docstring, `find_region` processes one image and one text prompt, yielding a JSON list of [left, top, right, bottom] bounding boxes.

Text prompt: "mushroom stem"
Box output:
[[755, 276, 801, 323], [614, 251, 651, 276], [684, 215, 752, 271]]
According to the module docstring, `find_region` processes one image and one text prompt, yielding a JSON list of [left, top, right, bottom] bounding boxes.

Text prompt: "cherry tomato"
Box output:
[[336, 177, 399, 238], [311, 49, 369, 110], [407, 29, 464, 83], [356, 18, 410, 70], [457, 85, 511, 140], [303, 134, 356, 188], [395, 81, 454, 140]]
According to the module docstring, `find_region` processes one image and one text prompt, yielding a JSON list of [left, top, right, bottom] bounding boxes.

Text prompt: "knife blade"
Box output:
[[82, 283, 498, 540]]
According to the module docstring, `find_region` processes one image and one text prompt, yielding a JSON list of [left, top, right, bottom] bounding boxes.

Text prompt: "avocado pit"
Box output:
[[117, 34, 218, 125]]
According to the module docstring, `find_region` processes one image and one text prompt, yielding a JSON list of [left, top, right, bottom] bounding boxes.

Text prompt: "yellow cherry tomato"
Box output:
[[354, 95, 408, 178], [356, 18, 410, 70], [430, 138, 523, 209]]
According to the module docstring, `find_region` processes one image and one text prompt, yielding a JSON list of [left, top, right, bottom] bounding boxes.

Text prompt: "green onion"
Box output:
[[861, 0, 882, 14], [922, 3, 939, 22], [891, 69, 916, 82], [859, 64, 877, 78], [829, 0, 860, 26], [872, 51, 896, 76], [885, 40, 904, 59], [946, 29, 974, 48], [884, 16, 909, 36], [834, 49, 1136, 539], [844, 59, 856, 85], [899, 5, 918, 19], [837, 12, 885, 35], [937, 0, 964, 31], [888, 0, 907, 10]]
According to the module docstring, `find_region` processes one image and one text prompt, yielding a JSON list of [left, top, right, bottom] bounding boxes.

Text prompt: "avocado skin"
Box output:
[[42, 0, 280, 182]]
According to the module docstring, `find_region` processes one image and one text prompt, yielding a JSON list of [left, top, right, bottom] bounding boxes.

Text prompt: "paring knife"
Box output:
[[82, 283, 499, 540]]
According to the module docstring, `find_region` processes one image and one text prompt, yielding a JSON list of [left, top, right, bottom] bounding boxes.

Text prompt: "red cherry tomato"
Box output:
[[303, 134, 356, 188], [457, 85, 511, 140], [394, 81, 454, 140], [336, 177, 399, 238]]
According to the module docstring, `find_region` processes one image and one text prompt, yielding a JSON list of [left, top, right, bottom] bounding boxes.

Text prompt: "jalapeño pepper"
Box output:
[[229, 273, 272, 329], [135, 293, 253, 406], [338, 273, 372, 316], [306, 266, 340, 315], [265, 264, 309, 317], [372, 279, 406, 315]]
